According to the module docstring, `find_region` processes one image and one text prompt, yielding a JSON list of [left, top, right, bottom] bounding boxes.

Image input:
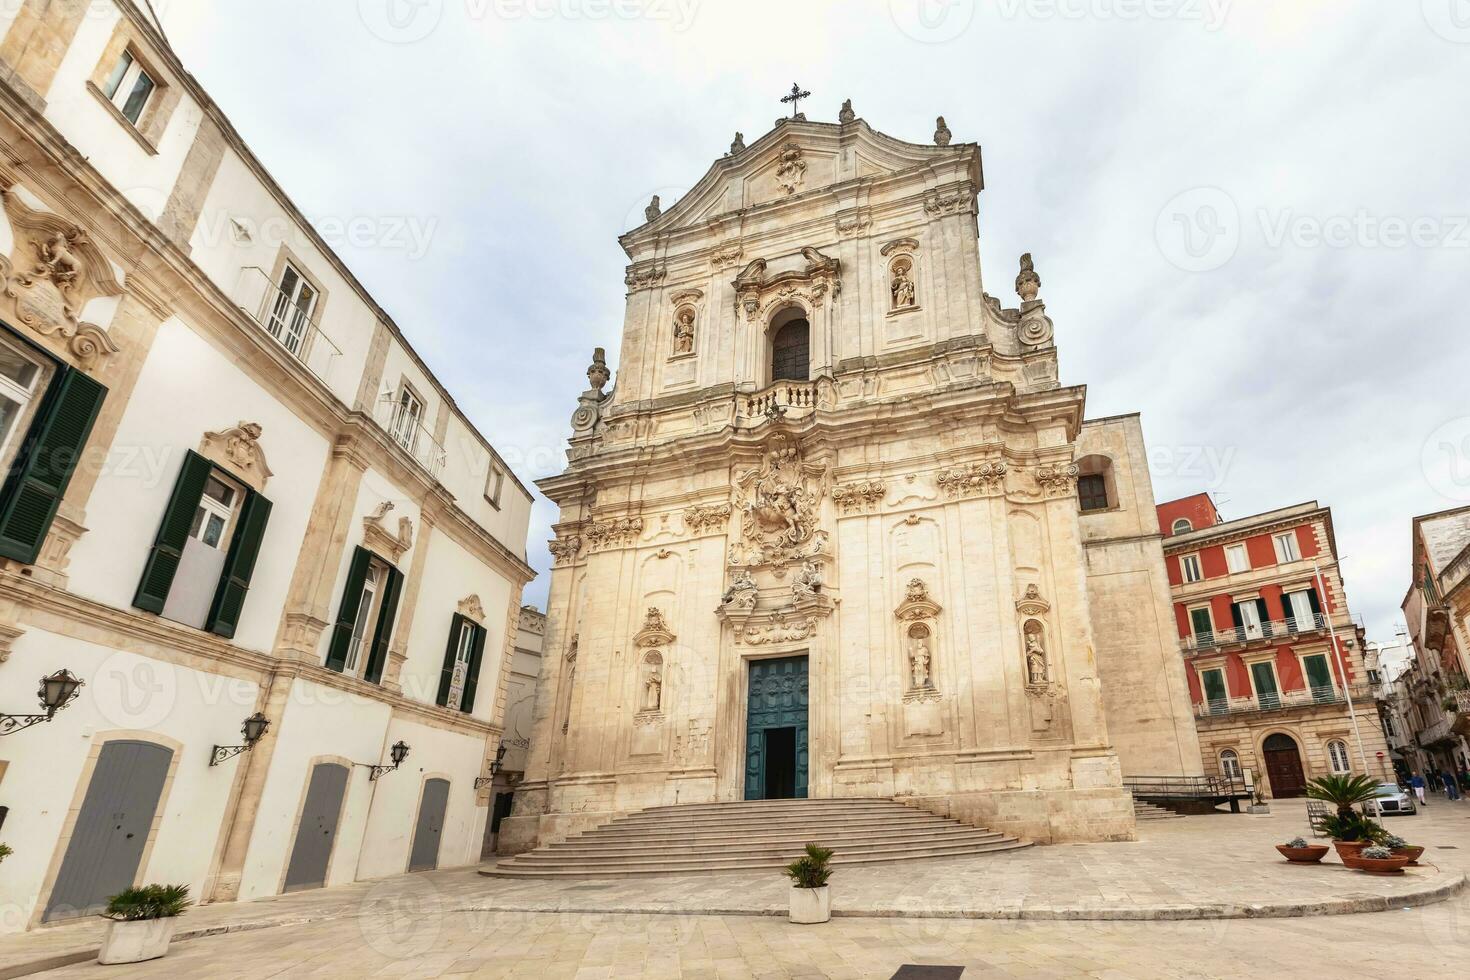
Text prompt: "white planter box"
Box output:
[[788, 885, 831, 924], [98, 917, 178, 965]]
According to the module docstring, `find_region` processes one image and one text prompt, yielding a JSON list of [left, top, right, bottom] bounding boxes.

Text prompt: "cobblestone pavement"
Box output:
[[10, 800, 1470, 978]]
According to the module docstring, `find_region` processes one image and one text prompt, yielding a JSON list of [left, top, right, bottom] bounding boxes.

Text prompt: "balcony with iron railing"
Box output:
[[374, 393, 447, 478], [234, 267, 343, 384], [1181, 613, 1329, 654], [1194, 682, 1372, 720]]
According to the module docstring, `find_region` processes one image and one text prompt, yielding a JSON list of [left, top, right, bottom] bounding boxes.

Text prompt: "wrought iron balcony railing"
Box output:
[[1181, 613, 1328, 653], [234, 267, 343, 384], [374, 393, 447, 478], [1194, 683, 1372, 719]]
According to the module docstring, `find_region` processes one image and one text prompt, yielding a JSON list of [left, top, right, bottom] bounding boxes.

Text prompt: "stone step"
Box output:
[[482, 797, 1031, 879], [487, 839, 1032, 878]]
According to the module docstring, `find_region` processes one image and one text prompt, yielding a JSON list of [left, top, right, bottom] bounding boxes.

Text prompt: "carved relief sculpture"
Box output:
[[831, 479, 886, 513], [791, 560, 823, 601], [672, 307, 696, 355], [683, 502, 732, 534], [642, 654, 663, 712], [1025, 627, 1048, 685], [1035, 462, 1080, 498], [908, 627, 933, 689], [730, 432, 830, 566], [585, 515, 644, 550], [722, 567, 758, 609], [548, 533, 583, 565], [890, 257, 916, 310], [774, 142, 807, 195], [199, 422, 273, 491], [936, 460, 1007, 499], [362, 501, 414, 562]]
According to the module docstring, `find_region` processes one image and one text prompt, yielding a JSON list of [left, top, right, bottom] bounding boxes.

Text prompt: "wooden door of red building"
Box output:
[[1263, 733, 1306, 798]]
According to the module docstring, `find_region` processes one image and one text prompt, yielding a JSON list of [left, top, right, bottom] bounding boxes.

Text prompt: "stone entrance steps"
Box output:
[[483, 797, 1030, 878], [1133, 800, 1184, 820]]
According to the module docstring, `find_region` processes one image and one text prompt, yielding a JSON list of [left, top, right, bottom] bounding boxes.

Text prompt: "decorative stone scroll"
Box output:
[[363, 501, 414, 562], [732, 247, 841, 321], [1034, 462, 1080, 498], [585, 516, 644, 550], [774, 142, 807, 195], [632, 606, 676, 648], [1015, 253, 1055, 347], [740, 614, 816, 646], [682, 503, 731, 534], [198, 422, 273, 492], [623, 264, 666, 292], [548, 533, 583, 565], [936, 460, 1007, 499], [835, 211, 871, 239], [922, 183, 975, 216], [0, 190, 124, 369], [709, 242, 744, 271], [458, 593, 486, 624], [831, 479, 886, 513]]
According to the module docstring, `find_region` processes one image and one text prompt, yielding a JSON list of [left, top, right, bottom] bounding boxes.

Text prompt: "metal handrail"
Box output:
[[1182, 614, 1328, 653], [234, 267, 343, 383], [374, 393, 447, 478], [1122, 774, 1251, 799]]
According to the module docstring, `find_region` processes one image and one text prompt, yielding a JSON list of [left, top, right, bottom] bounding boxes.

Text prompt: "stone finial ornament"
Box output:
[[838, 98, 855, 124], [934, 116, 952, 146], [586, 347, 610, 394], [1016, 253, 1041, 301], [644, 195, 661, 222], [730, 131, 746, 154]]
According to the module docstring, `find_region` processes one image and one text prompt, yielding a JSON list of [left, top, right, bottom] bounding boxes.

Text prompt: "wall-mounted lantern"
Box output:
[[209, 712, 271, 766], [0, 669, 84, 737], [368, 740, 410, 781], [474, 740, 508, 789]]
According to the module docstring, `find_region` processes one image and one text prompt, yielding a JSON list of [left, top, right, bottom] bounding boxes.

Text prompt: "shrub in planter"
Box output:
[[784, 843, 834, 925], [1342, 845, 1411, 875], [1319, 811, 1387, 859], [1275, 836, 1329, 863], [98, 884, 190, 965], [1382, 834, 1425, 865]]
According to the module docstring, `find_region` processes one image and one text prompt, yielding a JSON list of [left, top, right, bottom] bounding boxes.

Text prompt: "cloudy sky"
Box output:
[[157, 0, 1470, 641]]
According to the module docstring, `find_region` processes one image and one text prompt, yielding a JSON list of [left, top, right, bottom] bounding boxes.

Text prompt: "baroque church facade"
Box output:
[[506, 108, 1201, 849]]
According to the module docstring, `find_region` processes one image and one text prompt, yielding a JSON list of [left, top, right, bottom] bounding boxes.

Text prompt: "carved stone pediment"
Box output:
[[0, 190, 123, 368], [199, 421, 273, 492], [896, 578, 942, 622], [363, 500, 414, 562], [458, 593, 486, 624], [633, 606, 676, 647], [1016, 584, 1051, 617], [731, 246, 841, 320]]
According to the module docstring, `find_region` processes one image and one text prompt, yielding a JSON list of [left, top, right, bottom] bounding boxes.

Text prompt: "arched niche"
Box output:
[[768, 305, 810, 383]]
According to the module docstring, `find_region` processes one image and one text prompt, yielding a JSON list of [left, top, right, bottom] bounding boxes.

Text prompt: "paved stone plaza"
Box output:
[[6, 802, 1468, 977]]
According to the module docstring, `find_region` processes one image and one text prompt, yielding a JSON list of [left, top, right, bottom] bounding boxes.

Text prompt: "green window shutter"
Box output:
[[132, 450, 213, 613], [326, 546, 374, 672], [363, 563, 403, 685], [0, 367, 106, 564], [460, 622, 488, 714], [204, 490, 273, 639], [436, 613, 466, 707]]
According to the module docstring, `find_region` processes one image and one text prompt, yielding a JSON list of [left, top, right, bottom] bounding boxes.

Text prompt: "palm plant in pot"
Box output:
[[98, 884, 190, 965], [784, 843, 834, 924], [1306, 774, 1387, 860]]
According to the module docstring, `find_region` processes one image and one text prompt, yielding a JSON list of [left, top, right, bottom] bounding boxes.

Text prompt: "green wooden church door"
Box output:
[[745, 655, 809, 800]]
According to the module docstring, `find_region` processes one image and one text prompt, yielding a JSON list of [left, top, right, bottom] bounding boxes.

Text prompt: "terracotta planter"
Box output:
[[98, 917, 177, 965], [1393, 846, 1425, 865], [1341, 853, 1411, 874], [789, 885, 831, 924], [1332, 840, 1370, 860], [1275, 844, 1330, 863]]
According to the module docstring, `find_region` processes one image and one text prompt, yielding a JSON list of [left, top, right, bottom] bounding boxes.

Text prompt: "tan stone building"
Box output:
[[1157, 495, 1390, 796], [1399, 507, 1470, 777], [506, 109, 1200, 849]]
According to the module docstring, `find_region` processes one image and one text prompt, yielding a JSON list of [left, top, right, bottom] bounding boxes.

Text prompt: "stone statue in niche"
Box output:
[[791, 560, 823, 600], [643, 661, 663, 712], [890, 258, 916, 309], [908, 628, 932, 689], [1025, 623, 1048, 685], [672, 308, 695, 354]]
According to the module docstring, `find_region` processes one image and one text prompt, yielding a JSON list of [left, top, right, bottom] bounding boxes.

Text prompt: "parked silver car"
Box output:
[[1372, 782, 1418, 816]]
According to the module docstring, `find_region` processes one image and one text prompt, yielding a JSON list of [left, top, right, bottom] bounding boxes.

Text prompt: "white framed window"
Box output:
[[101, 49, 156, 125], [391, 383, 423, 454], [266, 263, 318, 356], [1225, 543, 1249, 574], [1327, 739, 1351, 774], [1238, 599, 1265, 639], [1219, 748, 1242, 779], [1180, 553, 1203, 583], [446, 618, 477, 710], [188, 473, 241, 551], [1273, 531, 1300, 563], [0, 335, 49, 474], [344, 560, 386, 675], [1172, 518, 1193, 534], [1286, 590, 1317, 630], [485, 463, 505, 509]]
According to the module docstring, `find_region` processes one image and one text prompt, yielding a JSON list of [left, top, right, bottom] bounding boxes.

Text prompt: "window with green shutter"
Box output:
[[436, 613, 487, 712], [0, 365, 107, 564], [134, 451, 214, 613], [325, 545, 403, 685]]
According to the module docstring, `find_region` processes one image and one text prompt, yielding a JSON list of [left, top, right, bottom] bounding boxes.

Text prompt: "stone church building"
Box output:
[[505, 108, 1201, 849]]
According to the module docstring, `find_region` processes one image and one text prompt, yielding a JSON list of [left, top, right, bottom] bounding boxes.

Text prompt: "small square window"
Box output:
[[1225, 543, 1249, 574], [1077, 474, 1109, 512], [102, 49, 156, 125], [485, 463, 505, 509], [1181, 554, 1203, 583], [1273, 532, 1300, 563]]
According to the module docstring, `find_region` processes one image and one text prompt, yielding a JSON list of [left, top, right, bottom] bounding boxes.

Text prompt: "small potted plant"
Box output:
[[97, 884, 190, 965], [784, 843, 834, 925], [1307, 774, 1388, 860], [1342, 845, 1411, 875], [1383, 834, 1425, 865], [1275, 836, 1329, 863], [1319, 811, 1386, 859], [1247, 787, 1271, 815]]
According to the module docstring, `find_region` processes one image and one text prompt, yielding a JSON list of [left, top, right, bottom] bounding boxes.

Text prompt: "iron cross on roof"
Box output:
[[780, 82, 810, 118]]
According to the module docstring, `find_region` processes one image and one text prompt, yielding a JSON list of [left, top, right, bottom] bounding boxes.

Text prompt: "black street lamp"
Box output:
[[0, 669, 83, 737], [210, 712, 271, 766], [475, 740, 508, 789], [368, 740, 410, 781]]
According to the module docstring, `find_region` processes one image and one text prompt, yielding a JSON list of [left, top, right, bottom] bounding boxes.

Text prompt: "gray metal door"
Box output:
[[408, 778, 450, 872], [283, 762, 349, 892], [44, 740, 172, 922]]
